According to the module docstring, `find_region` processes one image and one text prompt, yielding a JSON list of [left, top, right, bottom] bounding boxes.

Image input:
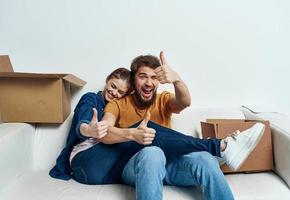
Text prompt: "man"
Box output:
[[98, 52, 262, 200]]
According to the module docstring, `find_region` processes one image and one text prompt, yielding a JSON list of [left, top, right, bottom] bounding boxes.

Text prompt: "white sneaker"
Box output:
[[221, 123, 265, 171]]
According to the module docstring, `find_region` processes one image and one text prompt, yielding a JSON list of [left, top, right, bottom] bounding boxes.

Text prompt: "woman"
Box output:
[[49, 67, 133, 181]]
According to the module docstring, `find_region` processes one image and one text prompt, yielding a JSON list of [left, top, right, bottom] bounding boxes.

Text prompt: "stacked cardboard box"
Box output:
[[201, 119, 273, 173]]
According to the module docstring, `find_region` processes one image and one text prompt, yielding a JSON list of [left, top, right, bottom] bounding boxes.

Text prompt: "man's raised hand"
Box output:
[[134, 112, 156, 145], [154, 51, 180, 84]]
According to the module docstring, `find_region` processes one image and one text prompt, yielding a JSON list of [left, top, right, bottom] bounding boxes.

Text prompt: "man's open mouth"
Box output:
[[141, 88, 153, 99]]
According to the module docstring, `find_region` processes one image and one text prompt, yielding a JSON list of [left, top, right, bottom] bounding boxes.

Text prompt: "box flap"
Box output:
[[0, 55, 14, 72], [206, 119, 245, 124], [206, 119, 264, 125], [0, 72, 64, 78], [200, 122, 217, 139], [62, 74, 86, 87], [0, 72, 86, 87]]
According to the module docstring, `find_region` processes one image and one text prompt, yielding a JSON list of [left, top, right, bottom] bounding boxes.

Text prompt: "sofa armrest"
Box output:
[[241, 107, 290, 188], [270, 125, 290, 188], [0, 123, 35, 191]]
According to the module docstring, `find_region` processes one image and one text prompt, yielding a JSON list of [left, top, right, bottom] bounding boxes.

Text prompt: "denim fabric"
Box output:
[[148, 121, 221, 158], [122, 147, 166, 200], [49, 91, 106, 180], [71, 141, 143, 184], [122, 148, 234, 200], [71, 120, 221, 184], [165, 152, 234, 200]]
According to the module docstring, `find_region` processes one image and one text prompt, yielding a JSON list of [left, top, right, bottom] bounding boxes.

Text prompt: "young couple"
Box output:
[[50, 52, 265, 200]]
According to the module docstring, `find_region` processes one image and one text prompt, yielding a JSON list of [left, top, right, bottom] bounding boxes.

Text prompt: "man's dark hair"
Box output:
[[130, 55, 161, 77]]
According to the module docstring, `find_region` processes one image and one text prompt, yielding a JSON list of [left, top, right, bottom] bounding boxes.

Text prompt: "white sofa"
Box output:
[[0, 107, 289, 200]]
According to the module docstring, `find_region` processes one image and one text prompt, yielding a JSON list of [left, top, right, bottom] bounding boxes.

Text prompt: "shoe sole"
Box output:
[[228, 123, 265, 171]]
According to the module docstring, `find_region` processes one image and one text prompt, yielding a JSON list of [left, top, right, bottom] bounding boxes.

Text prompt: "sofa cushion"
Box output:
[[0, 170, 202, 200], [172, 107, 245, 138], [227, 172, 290, 199], [33, 114, 73, 171], [0, 123, 34, 191], [1, 171, 289, 200]]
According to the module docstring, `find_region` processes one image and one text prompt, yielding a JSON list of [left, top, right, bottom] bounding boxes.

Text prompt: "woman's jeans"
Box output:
[[71, 121, 233, 199]]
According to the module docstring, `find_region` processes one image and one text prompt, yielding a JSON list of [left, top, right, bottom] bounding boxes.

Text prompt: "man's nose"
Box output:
[[145, 78, 153, 86]]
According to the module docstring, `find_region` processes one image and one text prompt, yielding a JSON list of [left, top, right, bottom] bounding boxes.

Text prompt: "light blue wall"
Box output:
[[1, 0, 289, 115]]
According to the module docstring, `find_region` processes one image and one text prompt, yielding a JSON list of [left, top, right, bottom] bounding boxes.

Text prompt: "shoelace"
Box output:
[[226, 130, 241, 141]]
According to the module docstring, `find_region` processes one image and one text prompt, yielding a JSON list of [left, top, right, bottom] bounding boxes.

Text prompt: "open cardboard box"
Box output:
[[0, 55, 86, 123], [201, 119, 273, 173]]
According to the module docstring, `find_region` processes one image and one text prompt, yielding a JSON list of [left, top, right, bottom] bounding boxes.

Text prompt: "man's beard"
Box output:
[[132, 90, 156, 109]]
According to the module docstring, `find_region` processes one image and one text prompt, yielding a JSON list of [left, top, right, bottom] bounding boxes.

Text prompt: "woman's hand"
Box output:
[[80, 108, 109, 139]]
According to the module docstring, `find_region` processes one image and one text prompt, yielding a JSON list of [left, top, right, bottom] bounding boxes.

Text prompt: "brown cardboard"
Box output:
[[201, 119, 273, 173], [0, 55, 86, 123], [0, 55, 14, 72]]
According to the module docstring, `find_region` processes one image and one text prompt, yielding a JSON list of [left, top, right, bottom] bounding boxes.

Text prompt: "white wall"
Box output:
[[1, 0, 290, 116]]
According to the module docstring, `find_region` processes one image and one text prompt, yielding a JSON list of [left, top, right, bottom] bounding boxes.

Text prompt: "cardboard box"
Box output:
[[0, 55, 86, 123], [201, 119, 273, 173]]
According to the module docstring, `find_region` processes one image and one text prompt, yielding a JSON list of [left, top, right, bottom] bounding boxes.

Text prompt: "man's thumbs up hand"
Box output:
[[134, 112, 156, 145], [81, 108, 109, 139], [154, 51, 180, 84], [160, 50, 168, 65], [138, 112, 151, 129]]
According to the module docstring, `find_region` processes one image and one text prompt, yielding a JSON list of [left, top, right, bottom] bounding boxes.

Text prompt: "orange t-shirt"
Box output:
[[104, 91, 173, 128]]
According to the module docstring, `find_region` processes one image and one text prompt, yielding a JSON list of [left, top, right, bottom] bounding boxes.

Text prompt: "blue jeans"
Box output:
[[122, 147, 234, 200], [71, 142, 143, 184], [71, 121, 221, 184]]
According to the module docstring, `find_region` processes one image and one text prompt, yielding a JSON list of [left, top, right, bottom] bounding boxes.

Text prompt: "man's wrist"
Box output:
[[173, 75, 182, 84], [125, 128, 137, 141], [170, 70, 180, 83]]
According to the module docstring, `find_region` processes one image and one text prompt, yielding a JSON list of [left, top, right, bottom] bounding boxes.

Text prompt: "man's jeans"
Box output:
[[122, 147, 234, 200]]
